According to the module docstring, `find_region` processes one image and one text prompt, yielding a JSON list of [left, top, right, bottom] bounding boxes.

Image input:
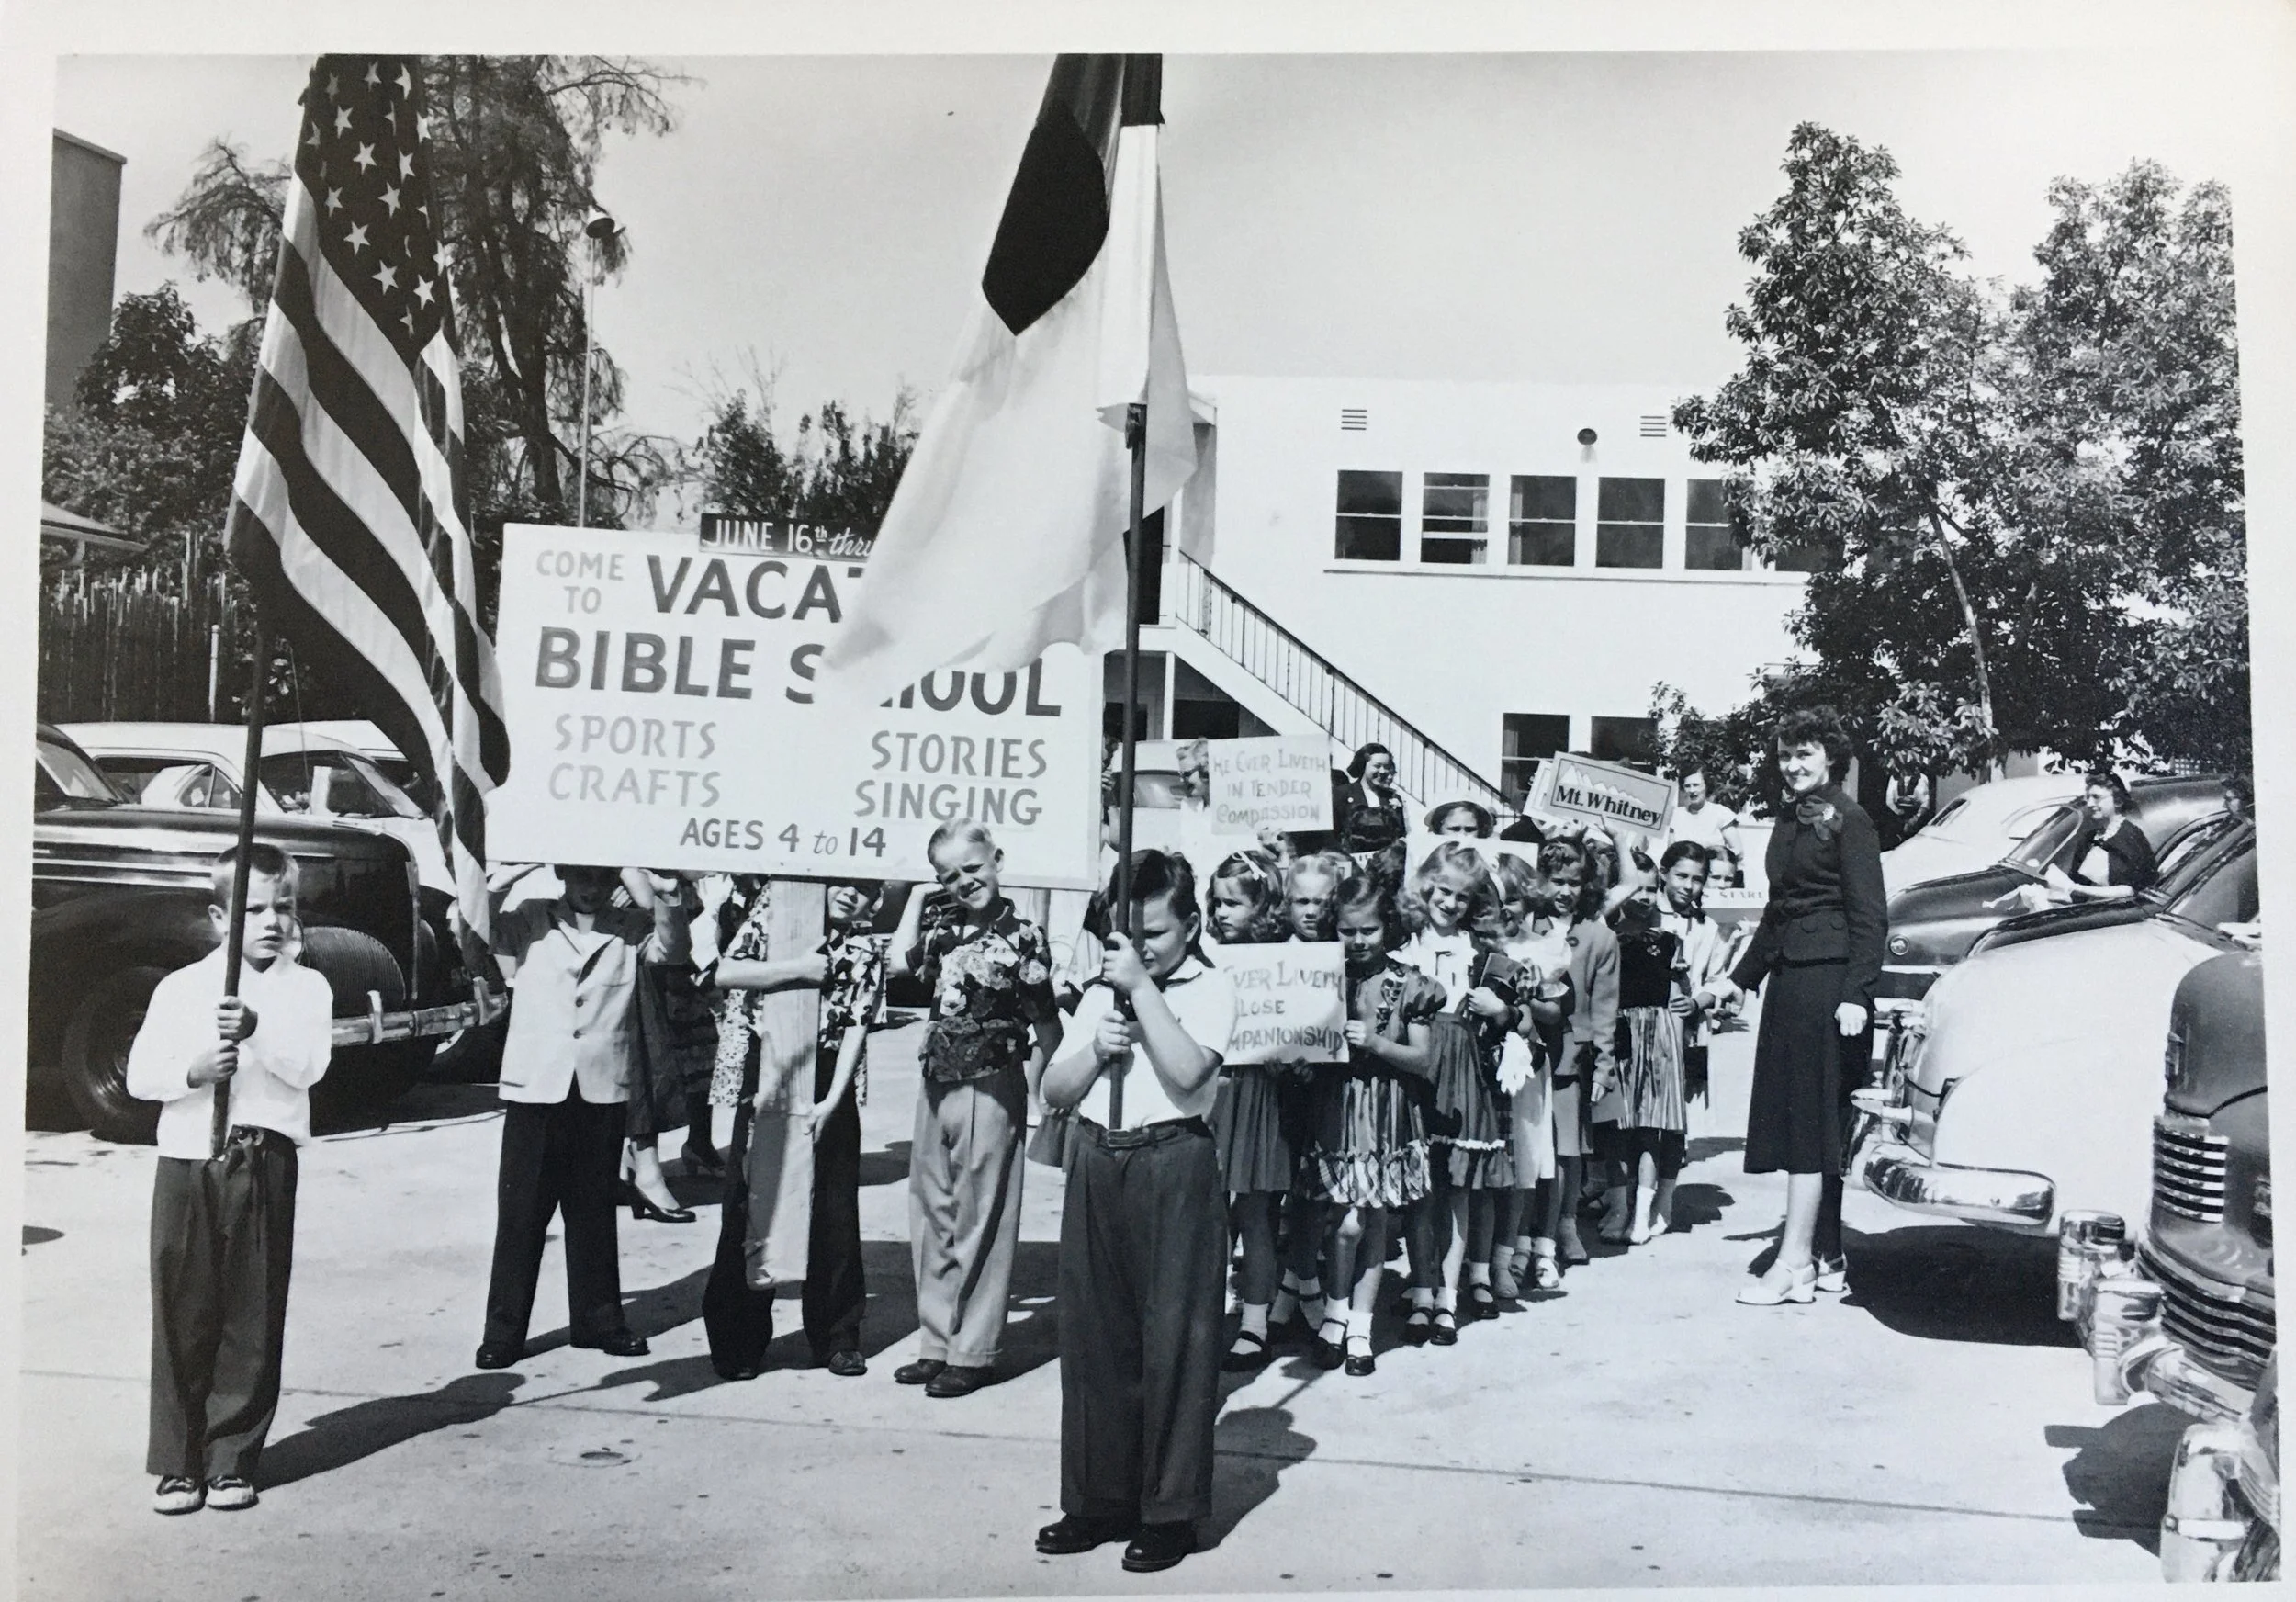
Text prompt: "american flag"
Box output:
[[228, 55, 508, 942]]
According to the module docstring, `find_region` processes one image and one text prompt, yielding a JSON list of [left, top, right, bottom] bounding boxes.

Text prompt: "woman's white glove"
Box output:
[[1835, 1002, 1869, 1038]]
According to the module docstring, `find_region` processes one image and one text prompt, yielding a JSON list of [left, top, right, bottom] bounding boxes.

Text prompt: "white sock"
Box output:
[[1435, 1287, 1458, 1314], [1410, 1287, 1435, 1313], [1240, 1303, 1270, 1339], [1467, 1262, 1491, 1288]]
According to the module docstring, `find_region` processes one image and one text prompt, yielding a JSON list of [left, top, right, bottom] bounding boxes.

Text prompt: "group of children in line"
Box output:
[[1196, 806, 1739, 1378]]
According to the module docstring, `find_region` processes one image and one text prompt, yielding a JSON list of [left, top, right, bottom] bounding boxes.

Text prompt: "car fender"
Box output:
[[1924, 921, 2223, 1226]]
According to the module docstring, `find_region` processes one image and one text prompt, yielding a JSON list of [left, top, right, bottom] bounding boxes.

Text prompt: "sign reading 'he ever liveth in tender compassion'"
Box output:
[[1203, 736, 1334, 835], [1214, 941, 1346, 1065], [1531, 751, 1677, 838], [484, 524, 1102, 887]]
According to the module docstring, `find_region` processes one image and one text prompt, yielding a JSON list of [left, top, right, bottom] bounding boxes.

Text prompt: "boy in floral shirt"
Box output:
[[889, 821, 1062, 1398]]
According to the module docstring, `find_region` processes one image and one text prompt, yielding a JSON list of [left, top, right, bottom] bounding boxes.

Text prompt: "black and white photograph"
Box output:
[[7, 5, 2296, 1597]]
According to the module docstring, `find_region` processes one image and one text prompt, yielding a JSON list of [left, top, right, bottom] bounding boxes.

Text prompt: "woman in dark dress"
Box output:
[[2052, 771, 2158, 901], [1336, 744, 1410, 856], [1694, 707, 1886, 1306]]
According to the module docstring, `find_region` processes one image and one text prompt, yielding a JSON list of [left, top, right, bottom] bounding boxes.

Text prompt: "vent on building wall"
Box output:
[[1339, 408, 1369, 432], [1638, 414, 1668, 438]]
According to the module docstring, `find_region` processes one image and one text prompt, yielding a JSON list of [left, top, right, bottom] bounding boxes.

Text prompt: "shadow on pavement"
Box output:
[[1685, 1134, 1746, 1165], [1840, 1225, 2077, 1348], [1203, 1405, 1318, 1549], [2049, 1402, 2190, 1550], [1669, 1181, 1734, 1232], [524, 1263, 715, 1357], [311, 1082, 504, 1138], [846, 1237, 1063, 1385], [257, 1371, 525, 1489], [857, 1140, 914, 1189]]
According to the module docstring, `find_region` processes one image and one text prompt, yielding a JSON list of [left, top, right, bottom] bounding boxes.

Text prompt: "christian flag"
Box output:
[[226, 55, 509, 941], [817, 54, 1197, 709]]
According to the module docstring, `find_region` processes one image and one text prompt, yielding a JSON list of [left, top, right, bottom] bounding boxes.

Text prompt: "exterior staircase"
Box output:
[[1149, 551, 1510, 814]]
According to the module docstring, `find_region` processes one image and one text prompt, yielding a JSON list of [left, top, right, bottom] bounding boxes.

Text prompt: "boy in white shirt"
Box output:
[[1034, 850, 1238, 1575], [127, 844, 334, 1515]]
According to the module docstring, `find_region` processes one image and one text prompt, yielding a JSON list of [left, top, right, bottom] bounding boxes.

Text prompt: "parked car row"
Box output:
[[28, 723, 501, 1142], [1851, 772, 2271, 1580]]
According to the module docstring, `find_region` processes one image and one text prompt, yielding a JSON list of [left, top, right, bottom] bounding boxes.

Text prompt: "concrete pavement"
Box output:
[[19, 1011, 2180, 1597]]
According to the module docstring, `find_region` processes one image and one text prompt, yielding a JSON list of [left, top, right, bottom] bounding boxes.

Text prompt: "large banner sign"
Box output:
[[1215, 941, 1347, 1064], [486, 525, 1101, 886], [1203, 736, 1333, 836], [1529, 752, 1675, 839]]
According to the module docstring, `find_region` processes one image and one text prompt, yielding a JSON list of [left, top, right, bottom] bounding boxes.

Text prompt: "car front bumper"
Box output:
[[1853, 1132, 2054, 1228], [330, 979, 508, 1050]]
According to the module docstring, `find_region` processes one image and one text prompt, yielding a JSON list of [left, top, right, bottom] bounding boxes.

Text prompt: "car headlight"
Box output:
[[1888, 935, 1911, 957]]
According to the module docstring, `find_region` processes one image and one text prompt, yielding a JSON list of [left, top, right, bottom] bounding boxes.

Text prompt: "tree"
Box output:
[[1672, 126, 2192, 779], [689, 373, 918, 533], [2013, 164, 2247, 772], [42, 285, 259, 574], [146, 55, 689, 591]]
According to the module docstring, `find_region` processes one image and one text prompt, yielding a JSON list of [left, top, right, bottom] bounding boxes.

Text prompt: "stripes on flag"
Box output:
[[226, 55, 508, 942]]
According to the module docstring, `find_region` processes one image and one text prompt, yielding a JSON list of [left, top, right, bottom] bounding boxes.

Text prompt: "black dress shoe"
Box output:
[[1345, 1349, 1377, 1378], [822, 1348, 867, 1378], [1036, 1514, 1136, 1555], [925, 1363, 993, 1398], [473, 1343, 522, 1370], [571, 1329, 650, 1358], [894, 1359, 946, 1386], [1428, 1310, 1458, 1347], [621, 1181, 696, 1224], [712, 1361, 760, 1382], [1121, 1521, 1196, 1573], [680, 1138, 725, 1176]]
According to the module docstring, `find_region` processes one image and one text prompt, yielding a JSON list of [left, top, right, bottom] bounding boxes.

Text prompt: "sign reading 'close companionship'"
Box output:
[[485, 525, 1102, 886]]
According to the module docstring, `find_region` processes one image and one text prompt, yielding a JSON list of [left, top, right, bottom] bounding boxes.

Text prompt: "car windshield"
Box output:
[[1999, 803, 2084, 876], [34, 737, 123, 809], [259, 751, 422, 820], [1920, 795, 1969, 833]]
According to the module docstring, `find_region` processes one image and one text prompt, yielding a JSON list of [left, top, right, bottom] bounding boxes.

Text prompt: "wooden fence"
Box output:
[[38, 564, 256, 726]]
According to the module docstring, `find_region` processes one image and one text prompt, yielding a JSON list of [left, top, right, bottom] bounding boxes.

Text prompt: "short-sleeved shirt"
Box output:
[[1064, 954, 1239, 1125], [914, 897, 1058, 1085], [1668, 802, 1739, 859], [1346, 959, 1447, 1060]]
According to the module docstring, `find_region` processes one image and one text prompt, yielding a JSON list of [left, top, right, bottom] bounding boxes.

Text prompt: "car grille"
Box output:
[[2141, 1243, 2276, 1387], [2155, 1113, 2230, 1222]]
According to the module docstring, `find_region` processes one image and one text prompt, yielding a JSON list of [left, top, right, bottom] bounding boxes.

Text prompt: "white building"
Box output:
[[1120, 376, 1813, 810]]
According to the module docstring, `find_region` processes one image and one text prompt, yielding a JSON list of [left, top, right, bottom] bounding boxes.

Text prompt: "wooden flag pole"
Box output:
[[1110, 400, 1150, 1130], [213, 621, 269, 1159]]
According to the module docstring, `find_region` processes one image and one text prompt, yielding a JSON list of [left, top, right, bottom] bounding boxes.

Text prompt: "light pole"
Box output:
[[576, 209, 623, 529]]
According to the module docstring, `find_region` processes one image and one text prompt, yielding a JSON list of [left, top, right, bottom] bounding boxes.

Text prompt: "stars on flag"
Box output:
[[295, 54, 447, 358]]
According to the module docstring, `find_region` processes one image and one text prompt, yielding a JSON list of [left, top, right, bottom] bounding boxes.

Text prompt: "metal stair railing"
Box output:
[[1165, 552, 1509, 812]]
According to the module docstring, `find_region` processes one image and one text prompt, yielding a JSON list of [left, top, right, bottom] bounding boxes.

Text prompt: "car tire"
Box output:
[[313, 1038, 436, 1125], [61, 965, 168, 1145]]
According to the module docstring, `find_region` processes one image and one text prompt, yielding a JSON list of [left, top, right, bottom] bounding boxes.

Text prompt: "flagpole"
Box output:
[[1109, 400, 1150, 1131], [213, 619, 268, 1159]]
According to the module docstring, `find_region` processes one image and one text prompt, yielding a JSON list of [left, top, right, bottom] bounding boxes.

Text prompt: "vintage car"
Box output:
[[63, 719, 454, 899], [29, 723, 501, 1142], [2058, 949, 2276, 1580], [1851, 813, 2257, 1234], [1874, 774, 2227, 1004], [1880, 773, 2087, 897]]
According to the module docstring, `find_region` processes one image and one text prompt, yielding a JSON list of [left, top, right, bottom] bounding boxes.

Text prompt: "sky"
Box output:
[[52, 48, 2269, 460]]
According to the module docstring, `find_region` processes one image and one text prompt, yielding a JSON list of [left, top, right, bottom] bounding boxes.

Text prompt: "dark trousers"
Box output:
[[148, 1135, 298, 1482], [1059, 1121, 1225, 1527], [483, 1090, 627, 1349], [703, 1052, 867, 1371]]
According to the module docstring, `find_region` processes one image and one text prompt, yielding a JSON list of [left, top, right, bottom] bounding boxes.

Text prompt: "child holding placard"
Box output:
[[1201, 849, 1297, 1371], [1266, 848, 1349, 1347]]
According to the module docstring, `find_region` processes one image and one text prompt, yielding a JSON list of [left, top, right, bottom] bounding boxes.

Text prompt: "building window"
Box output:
[[1334, 469, 1402, 561], [1508, 475, 1576, 567], [1591, 716, 1660, 767], [1769, 537, 1827, 573], [1420, 472, 1490, 564], [1502, 713, 1570, 807], [1596, 478, 1665, 569], [1684, 479, 1743, 571]]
